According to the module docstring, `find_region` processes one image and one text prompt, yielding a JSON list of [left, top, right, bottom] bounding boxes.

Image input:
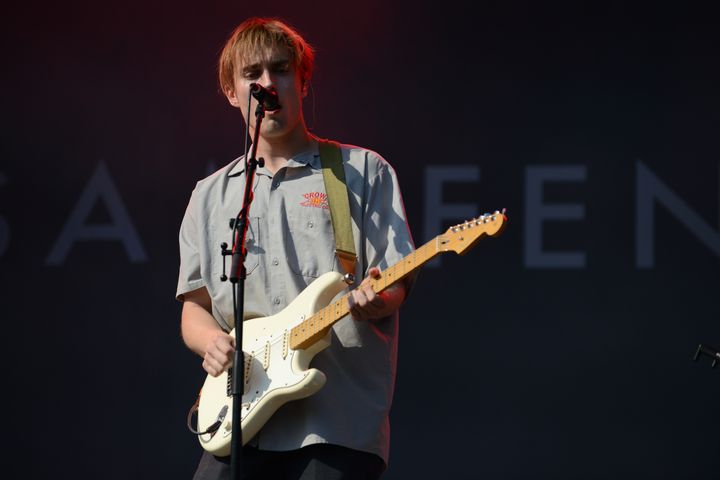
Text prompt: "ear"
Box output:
[[301, 80, 309, 98], [225, 87, 242, 108]]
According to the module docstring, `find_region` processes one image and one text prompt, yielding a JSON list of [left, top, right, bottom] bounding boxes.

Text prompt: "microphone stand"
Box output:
[[221, 101, 267, 480], [693, 344, 719, 369]]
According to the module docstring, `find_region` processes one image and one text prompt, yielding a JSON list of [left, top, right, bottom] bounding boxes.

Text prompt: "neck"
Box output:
[[253, 125, 315, 174]]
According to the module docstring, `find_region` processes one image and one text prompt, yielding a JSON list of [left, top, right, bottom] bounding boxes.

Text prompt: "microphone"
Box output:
[[249, 83, 281, 110]]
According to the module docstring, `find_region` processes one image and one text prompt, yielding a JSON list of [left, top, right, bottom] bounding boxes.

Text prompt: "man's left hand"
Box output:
[[348, 267, 405, 321]]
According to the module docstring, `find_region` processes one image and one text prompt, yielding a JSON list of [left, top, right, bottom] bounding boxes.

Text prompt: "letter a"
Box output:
[[46, 161, 148, 265]]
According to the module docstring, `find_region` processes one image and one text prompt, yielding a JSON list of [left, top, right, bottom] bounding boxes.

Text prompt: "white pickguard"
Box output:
[[196, 271, 348, 456]]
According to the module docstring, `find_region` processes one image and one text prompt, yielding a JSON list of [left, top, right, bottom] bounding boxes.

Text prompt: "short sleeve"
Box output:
[[362, 159, 415, 279], [176, 187, 206, 301]]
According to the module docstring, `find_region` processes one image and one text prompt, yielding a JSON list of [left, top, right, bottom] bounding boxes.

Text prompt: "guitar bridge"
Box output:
[[244, 352, 253, 385], [226, 367, 233, 397], [263, 341, 271, 370]]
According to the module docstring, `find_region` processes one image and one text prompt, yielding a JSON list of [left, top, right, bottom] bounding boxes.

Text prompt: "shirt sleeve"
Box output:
[[362, 158, 415, 284], [176, 187, 206, 301]]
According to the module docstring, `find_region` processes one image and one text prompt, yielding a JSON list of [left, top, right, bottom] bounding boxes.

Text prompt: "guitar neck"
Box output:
[[288, 211, 507, 350], [289, 239, 439, 350]]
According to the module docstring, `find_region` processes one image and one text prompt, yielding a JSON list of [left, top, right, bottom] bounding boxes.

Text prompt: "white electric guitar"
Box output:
[[190, 211, 507, 456]]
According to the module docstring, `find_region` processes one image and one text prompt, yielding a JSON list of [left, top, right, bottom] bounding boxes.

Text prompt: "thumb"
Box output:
[[368, 267, 381, 278]]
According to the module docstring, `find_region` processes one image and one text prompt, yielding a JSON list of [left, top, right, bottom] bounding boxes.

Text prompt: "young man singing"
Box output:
[[177, 18, 414, 479]]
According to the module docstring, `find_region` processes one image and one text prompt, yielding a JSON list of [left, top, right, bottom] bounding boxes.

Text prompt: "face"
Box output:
[[225, 46, 307, 141]]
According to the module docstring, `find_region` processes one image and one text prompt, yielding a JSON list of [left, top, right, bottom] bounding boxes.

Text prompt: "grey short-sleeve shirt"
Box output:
[[177, 141, 414, 463]]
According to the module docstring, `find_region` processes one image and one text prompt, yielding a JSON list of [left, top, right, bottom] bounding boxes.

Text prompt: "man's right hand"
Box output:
[[202, 331, 236, 377], [180, 286, 237, 377]]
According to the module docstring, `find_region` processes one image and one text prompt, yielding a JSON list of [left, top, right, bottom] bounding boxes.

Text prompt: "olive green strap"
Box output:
[[319, 140, 357, 277]]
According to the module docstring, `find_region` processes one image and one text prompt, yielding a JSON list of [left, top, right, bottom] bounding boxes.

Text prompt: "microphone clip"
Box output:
[[694, 344, 719, 369], [249, 83, 281, 111]]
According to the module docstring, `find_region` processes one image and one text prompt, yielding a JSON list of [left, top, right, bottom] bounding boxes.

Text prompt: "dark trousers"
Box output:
[[193, 444, 386, 480]]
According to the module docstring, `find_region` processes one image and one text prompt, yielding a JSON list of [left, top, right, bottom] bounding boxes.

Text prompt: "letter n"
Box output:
[[636, 161, 720, 268]]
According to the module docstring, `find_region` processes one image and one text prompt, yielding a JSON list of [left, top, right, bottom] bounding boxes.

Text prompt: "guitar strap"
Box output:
[[318, 139, 357, 277]]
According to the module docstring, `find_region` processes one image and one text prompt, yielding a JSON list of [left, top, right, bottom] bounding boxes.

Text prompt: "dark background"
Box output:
[[3, 1, 719, 478]]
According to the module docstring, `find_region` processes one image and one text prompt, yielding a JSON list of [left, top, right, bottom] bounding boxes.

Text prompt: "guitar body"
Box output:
[[197, 271, 348, 456]]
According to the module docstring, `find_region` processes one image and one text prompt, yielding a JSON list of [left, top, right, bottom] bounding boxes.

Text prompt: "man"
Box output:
[[177, 18, 414, 479]]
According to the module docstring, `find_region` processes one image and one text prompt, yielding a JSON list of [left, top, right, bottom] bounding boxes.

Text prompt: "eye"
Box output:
[[242, 68, 261, 80], [273, 62, 291, 74]]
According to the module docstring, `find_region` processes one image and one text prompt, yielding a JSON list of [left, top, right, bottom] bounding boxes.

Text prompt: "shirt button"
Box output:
[[307, 221, 314, 228], [273, 297, 281, 305], [272, 258, 279, 266]]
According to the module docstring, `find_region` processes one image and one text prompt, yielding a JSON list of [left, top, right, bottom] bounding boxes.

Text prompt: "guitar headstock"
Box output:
[[438, 209, 507, 254]]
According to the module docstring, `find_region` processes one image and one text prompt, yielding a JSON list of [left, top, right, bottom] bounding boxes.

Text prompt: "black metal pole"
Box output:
[[694, 344, 719, 368], [228, 102, 266, 480]]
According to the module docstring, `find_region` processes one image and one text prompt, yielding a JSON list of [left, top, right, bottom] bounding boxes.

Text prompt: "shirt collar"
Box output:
[[227, 142, 321, 177]]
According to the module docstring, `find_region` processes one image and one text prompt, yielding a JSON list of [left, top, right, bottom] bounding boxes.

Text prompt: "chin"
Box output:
[[261, 120, 286, 135]]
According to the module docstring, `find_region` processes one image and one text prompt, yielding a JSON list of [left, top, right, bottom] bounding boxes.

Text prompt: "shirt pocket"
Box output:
[[285, 205, 335, 278], [244, 216, 261, 276], [222, 217, 265, 276]]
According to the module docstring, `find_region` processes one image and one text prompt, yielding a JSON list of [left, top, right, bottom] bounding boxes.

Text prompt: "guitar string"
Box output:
[[241, 245, 435, 362], [237, 238, 449, 366], [231, 223, 498, 393]]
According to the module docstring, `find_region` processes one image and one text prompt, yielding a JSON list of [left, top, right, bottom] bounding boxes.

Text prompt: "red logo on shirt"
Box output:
[[301, 192, 329, 209]]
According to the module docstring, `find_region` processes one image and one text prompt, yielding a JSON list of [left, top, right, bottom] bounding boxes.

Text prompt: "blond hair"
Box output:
[[218, 18, 315, 94]]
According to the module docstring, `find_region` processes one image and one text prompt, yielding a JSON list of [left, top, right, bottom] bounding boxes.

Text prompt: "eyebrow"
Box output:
[[242, 58, 291, 73]]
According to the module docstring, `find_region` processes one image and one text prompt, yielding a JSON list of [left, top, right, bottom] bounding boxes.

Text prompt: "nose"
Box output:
[[257, 68, 275, 89]]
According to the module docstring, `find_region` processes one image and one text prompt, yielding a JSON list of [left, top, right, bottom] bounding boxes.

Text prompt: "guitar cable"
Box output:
[[187, 84, 256, 440], [186, 391, 223, 436]]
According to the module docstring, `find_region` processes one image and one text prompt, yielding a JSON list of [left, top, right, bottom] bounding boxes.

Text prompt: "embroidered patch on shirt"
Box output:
[[300, 192, 329, 209]]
